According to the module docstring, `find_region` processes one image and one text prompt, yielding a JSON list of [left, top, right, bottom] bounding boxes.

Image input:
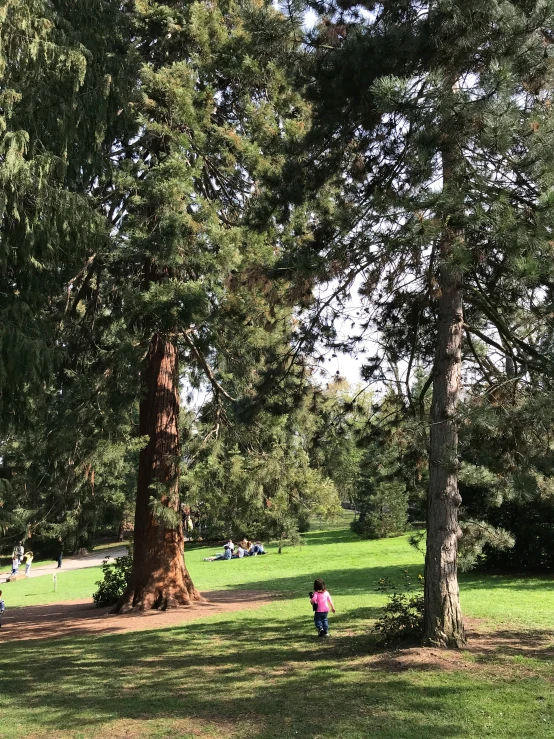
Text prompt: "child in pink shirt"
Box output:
[[310, 578, 335, 637]]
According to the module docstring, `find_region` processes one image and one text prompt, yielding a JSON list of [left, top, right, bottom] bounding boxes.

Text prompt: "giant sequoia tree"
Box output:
[[281, 0, 554, 645], [103, 0, 307, 611], [0, 0, 308, 601]]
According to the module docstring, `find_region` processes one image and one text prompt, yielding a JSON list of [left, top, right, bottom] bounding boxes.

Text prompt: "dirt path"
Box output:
[[0, 589, 273, 643], [1, 546, 128, 583], [363, 617, 554, 675]]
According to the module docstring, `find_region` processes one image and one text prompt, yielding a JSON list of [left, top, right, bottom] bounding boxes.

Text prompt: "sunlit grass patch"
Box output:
[[2, 526, 554, 738]]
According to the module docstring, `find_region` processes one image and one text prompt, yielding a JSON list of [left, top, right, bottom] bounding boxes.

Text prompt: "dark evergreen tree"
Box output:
[[0, 0, 139, 553], [0, 0, 135, 420]]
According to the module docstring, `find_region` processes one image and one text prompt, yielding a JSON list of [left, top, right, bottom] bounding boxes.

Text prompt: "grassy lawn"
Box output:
[[1, 527, 554, 738], [0, 567, 103, 606]]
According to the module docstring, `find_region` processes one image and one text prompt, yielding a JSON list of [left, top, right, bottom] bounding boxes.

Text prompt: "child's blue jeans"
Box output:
[[314, 611, 329, 633]]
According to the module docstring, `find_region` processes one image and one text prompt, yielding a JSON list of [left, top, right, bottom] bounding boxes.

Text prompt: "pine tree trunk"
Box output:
[[423, 257, 466, 647], [115, 333, 202, 612]]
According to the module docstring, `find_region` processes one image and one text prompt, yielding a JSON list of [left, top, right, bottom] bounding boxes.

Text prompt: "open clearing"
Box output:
[[0, 590, 273, 642], [1, 526, 554, 739]]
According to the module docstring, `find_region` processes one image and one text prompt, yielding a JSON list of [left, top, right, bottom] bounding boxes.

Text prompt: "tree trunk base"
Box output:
[[120, 334, 202, 617], [422, 633, 466, 649], [112, 581, 204, 614], [422, 618, 466, 649]]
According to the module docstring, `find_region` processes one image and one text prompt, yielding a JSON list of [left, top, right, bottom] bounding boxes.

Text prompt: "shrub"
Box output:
[[373, 571, 424, 643], [297, 512, 311, 533], [93, 552, 132, 608], [480, 499, 554, 571], [352, 480, 409, 539]]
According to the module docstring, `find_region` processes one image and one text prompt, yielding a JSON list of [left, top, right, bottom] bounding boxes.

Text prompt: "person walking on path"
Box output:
[[12, 543, 24, 565], [23, 551, 34, 576], [57, 541, 63, 568], [11, 556, 19, 576], [0, 590, 4, 628], [310, 578, 335, 638]]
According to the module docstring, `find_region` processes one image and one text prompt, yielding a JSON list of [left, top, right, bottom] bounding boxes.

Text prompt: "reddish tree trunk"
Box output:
[[423, 258, 466, 647], [115, 333, 201, 612]]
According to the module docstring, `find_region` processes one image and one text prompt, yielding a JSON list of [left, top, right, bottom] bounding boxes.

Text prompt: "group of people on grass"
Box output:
[[202, 540, 336, 636], [1, 536, 335, 640], [11, 543, 33, 577], [203, 538, 266, 561]]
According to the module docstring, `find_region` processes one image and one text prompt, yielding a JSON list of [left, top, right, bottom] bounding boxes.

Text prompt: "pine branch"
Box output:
[[467, 288, 552, 370], [464, 328, 496, 386], [416, 374, 433, 419], [66, 254, 98, 317], [183, 330, 236, 403]]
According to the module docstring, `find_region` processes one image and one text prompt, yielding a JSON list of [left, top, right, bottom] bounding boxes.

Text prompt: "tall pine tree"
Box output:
[[279, 0, 554, 645]]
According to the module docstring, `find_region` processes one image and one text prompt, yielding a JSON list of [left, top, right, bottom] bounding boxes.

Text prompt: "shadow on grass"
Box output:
[[1, 610, 477, 739], [460, 572, 554, 591], [213, 564, 424, 598], [301, 529, 360, 545], [465, 627, 554, 664]]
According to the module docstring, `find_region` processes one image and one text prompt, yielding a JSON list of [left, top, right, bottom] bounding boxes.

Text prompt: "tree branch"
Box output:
[[183, 329, 236, 402]]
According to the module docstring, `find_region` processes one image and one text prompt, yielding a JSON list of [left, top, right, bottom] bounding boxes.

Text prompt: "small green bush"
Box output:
[[352, 481, 409, 539], [93, 552, 132, 608], [373, 571, 424, 643]]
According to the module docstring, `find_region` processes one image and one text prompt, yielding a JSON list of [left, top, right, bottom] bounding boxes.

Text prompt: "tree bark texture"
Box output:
[[115, 333, 202, 612], [423, 257, 466, 647]]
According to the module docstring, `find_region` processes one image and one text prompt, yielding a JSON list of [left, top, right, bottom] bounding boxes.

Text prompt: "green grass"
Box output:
[[0, 567, 103, 607], [1, 527, 554, 739], [5, 528, 554, 629]]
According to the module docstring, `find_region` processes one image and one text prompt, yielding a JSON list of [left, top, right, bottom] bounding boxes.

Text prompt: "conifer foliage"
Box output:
[[0, 1, 134, 418], [5, 0, 554, 648]]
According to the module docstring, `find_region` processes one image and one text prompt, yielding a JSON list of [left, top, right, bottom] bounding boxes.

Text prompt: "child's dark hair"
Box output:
[[314, 578, 326, 592]]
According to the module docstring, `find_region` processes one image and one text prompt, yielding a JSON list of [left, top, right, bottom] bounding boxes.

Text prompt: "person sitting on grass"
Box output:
[[310, 578, 336, 638], [203, 544, 233, 562], [234, 545, 246, 558]]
